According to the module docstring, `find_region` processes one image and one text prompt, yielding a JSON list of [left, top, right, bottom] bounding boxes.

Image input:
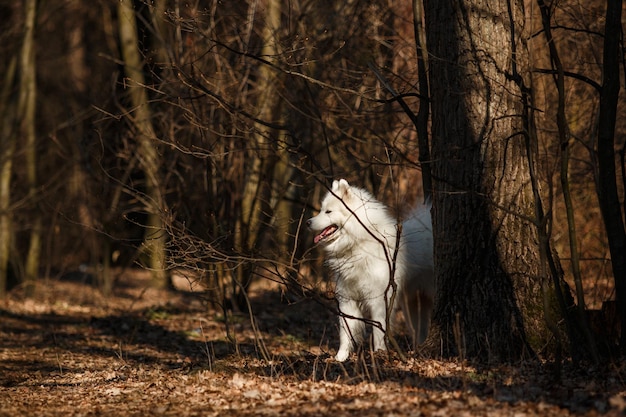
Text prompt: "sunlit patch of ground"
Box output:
[[0, 269, 624, 416]]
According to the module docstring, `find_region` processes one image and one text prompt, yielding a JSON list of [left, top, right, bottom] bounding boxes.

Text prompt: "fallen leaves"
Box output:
[[0, 272, 624, 416]]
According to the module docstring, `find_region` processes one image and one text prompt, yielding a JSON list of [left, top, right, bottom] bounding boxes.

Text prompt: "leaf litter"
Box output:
[[0, 269, 624, 416]]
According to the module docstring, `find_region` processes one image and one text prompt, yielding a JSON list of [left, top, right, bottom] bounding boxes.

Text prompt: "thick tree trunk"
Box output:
[[424, 0, 552, 361]]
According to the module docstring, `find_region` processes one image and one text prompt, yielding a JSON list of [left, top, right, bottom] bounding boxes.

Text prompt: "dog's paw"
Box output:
[[335, 349, 350, 362]]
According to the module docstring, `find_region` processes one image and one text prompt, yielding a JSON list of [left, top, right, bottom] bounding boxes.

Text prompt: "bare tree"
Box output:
[[117, 0, 168, 289], [413, 0, 432, 199], [235, 0, 289, 305], [535, 0, 599, 362], [21, 0, 40, 297], [0, 55, 17, 298], [423, 0, 573, 361], [594, 0, 625, 351]]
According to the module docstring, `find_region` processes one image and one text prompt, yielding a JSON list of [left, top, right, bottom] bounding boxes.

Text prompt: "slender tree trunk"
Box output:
[[150, 0, 170, 67], [424, 0, 554, 361], [536, 0, 599, 362], [240, 0, 283, 250], [595, 0, 626, 352], [118, 0, 168, 289], [412, 0, 432, 200], [67, 3, 110, 293], [0, 57, 17, 298], [22, 0, 40, 297], [236, 0, 287, 306]]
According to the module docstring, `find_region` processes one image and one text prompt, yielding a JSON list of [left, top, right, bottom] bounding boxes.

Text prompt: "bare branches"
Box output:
[[532, 68, 601, 92]]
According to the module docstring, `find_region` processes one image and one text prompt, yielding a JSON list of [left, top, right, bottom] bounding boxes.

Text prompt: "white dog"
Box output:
[[308, 179, 434, 361]]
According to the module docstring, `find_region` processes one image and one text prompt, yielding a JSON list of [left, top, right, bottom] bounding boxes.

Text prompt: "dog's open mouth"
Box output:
[[314, 225, 338, 244]]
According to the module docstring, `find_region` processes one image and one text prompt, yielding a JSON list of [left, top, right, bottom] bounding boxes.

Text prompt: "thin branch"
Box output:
[[532, 67, 601, 92]]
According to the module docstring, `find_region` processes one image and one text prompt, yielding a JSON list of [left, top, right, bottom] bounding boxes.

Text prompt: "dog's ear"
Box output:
[[334, 179, 351, 199]]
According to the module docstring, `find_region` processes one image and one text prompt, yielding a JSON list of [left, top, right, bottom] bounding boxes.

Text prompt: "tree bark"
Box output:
[[424, 0, 551, 361], [412, 0, 432, 200], [118, 0, 168, 289], [595, 0, 625, 352], [236, 0, 289, 306], [0, 57, 17, 298], [536, 0, 599, 363], [22, 0, 40, 297]]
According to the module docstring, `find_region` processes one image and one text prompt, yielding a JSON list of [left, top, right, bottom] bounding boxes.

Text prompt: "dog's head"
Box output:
[[307, 179, 353, 247]]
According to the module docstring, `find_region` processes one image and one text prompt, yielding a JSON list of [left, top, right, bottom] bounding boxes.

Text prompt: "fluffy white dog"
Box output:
[[307, 179, 434, 361]]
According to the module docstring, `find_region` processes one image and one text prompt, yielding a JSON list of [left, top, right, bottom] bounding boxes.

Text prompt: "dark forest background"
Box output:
[[0, 0, 624, 361]]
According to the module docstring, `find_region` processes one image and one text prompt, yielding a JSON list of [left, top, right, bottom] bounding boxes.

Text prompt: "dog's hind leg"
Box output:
[[402, 290, 432, 349], [416, 291, 433, 345], [336, 299, 365, 362], [401, 290, 420, 349]]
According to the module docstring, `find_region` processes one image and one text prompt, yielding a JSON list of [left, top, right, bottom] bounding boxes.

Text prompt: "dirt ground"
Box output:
[[1, 269, 625, 416]]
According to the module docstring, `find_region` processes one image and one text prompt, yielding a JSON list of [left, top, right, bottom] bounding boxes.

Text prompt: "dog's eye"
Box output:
[[325, 210, 332, 214]]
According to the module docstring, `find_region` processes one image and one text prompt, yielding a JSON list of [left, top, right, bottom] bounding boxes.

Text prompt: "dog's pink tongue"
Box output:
[[314, 225, 337, 244]]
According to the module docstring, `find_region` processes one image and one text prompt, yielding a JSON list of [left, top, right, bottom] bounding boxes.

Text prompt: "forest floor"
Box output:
[[0, 268, 625, 416]]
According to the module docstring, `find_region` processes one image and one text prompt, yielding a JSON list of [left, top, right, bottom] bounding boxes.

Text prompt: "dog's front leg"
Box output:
[[336, 299, 364, 362], [370, 301, 388, 352]]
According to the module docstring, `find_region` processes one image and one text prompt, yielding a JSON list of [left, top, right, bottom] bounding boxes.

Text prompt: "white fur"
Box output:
[[307, 179, 434, 361]]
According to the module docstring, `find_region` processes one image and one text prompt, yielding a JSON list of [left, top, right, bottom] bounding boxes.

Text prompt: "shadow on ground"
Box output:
[[0, 279, 623, 415]]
